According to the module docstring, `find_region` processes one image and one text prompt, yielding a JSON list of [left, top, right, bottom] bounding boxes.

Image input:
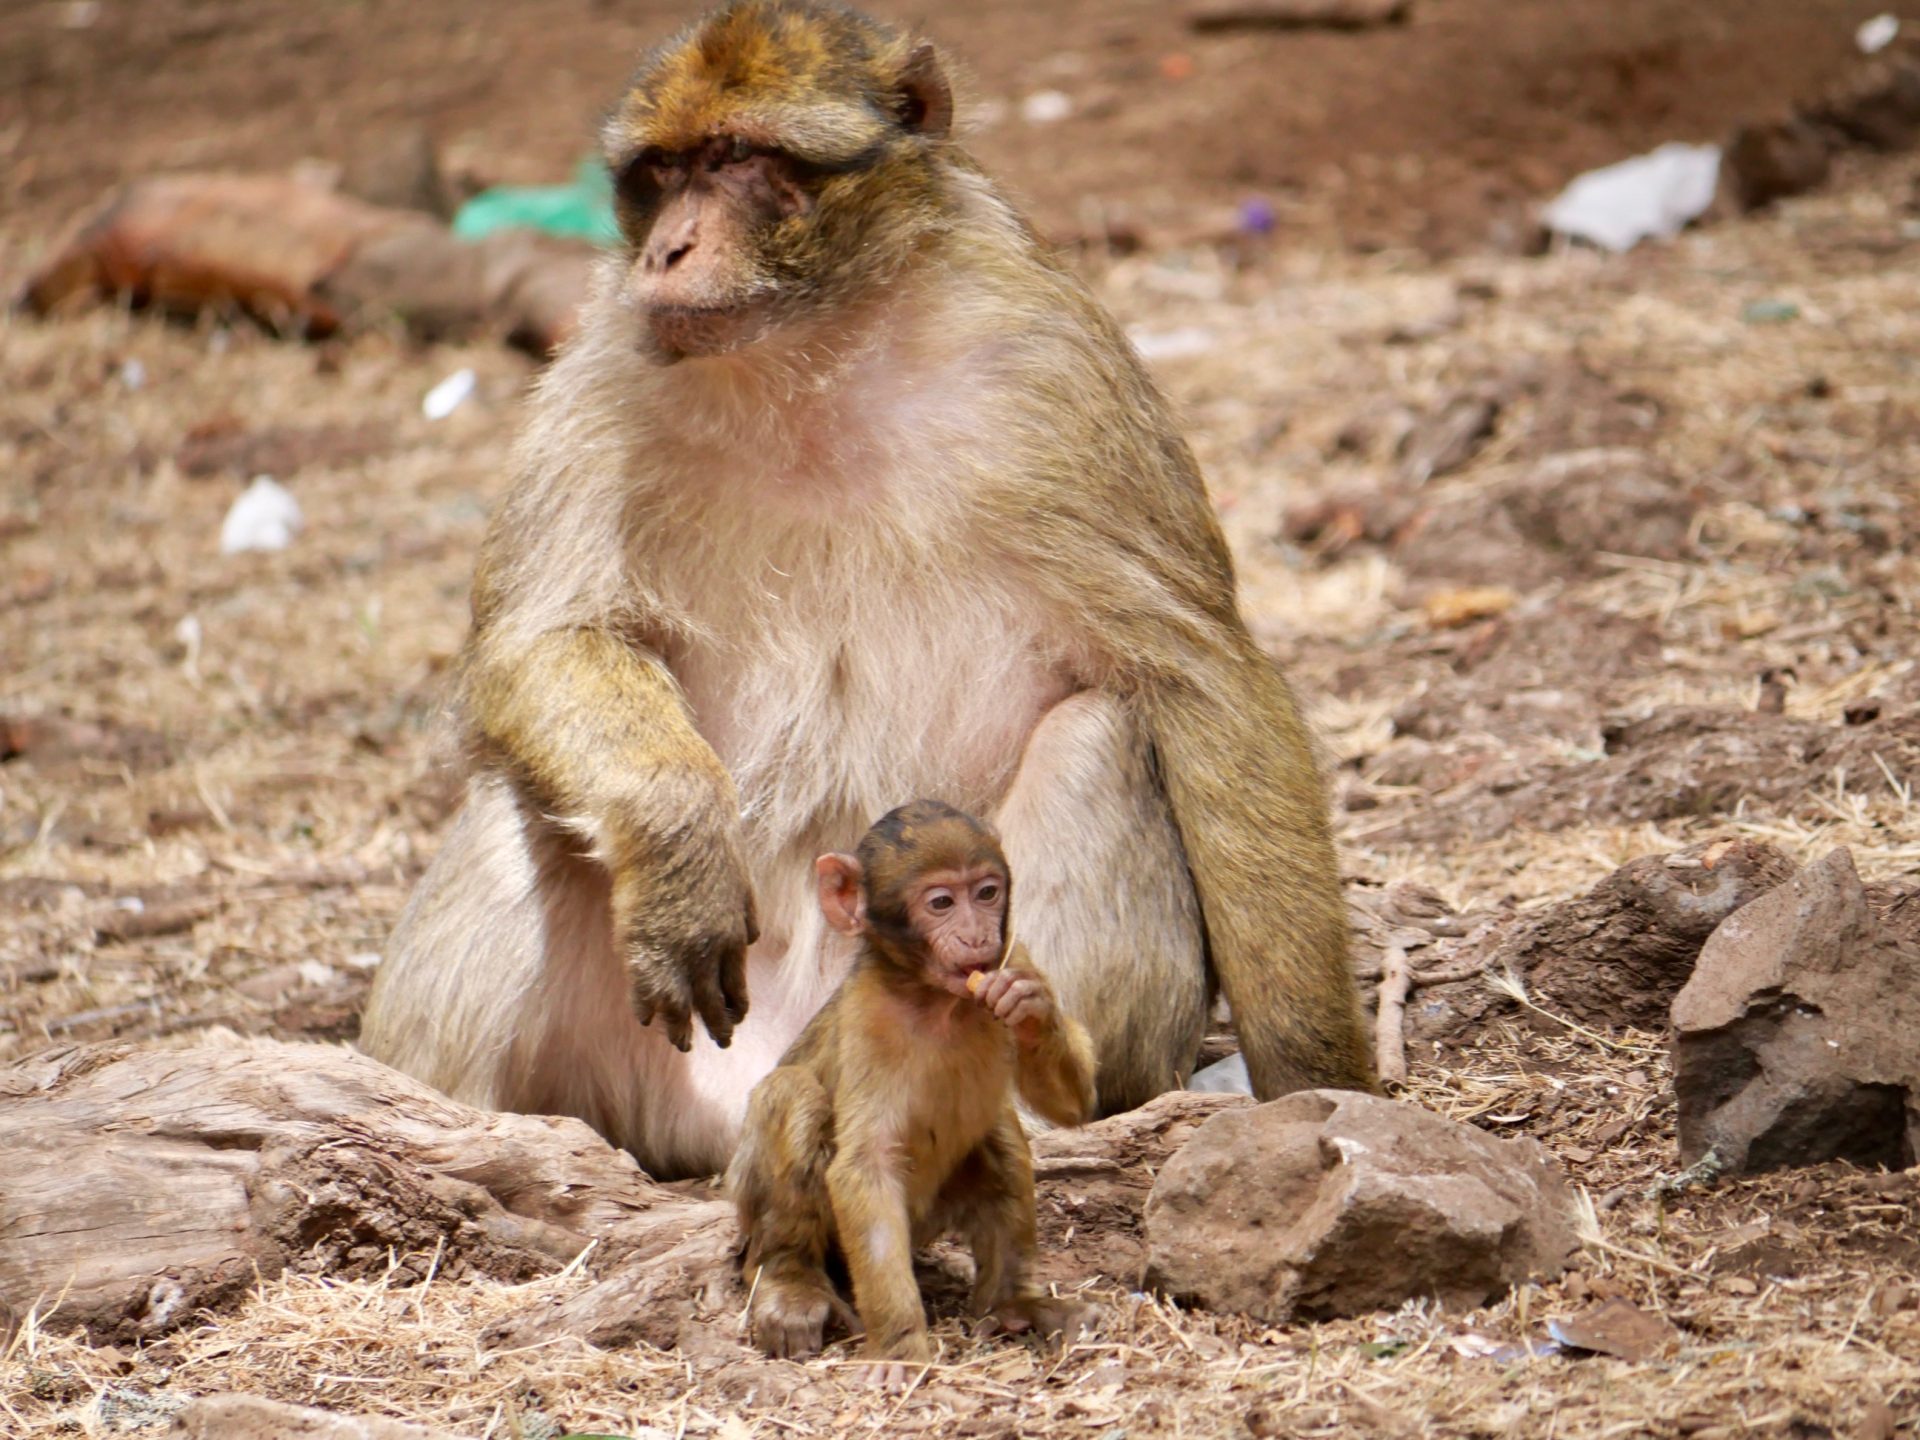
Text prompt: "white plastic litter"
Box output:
[[1858, 13, 1900, 53], [1020, 90, 1074, 125], [422, 367, 476, 421], [1128, 325, 1217, 361], [1542, 143, 1722, 253], [219, 476, 303, 554], [174, 614, 203, 679], [1186, 1052, 1253, 1096]]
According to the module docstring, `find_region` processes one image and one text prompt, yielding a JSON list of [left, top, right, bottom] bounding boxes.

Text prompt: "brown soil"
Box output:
[[0, 0, 1896, 256], [6, 1, 1920, 1437]]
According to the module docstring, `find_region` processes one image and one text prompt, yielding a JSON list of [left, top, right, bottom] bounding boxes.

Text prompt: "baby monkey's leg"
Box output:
[[949, 1111, 1097, 1340], [729, 1067, 853, 1359], [826, 1148, 930, 1364]]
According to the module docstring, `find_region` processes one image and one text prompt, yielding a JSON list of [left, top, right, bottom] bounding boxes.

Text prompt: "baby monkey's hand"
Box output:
[[966, 967, 1055, 1049]]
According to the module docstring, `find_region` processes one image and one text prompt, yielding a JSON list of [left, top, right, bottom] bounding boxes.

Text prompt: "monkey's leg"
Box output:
[[731, 1067, 855, 1359], [825, 1151, 930, 1362], [994, 692, 1208, 1114], [940, 1112, 1093, 1340], [362, 772, 779, 1178]]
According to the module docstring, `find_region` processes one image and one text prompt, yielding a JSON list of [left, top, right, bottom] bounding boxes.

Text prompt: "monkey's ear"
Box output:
[[895, 42, 953, 140], [815, 854, 867, 935]]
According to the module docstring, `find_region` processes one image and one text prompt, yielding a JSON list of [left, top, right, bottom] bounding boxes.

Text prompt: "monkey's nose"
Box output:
[[643, 218, 699, 274]]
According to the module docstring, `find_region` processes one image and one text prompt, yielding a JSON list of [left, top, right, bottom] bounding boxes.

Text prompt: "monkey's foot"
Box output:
[[986, 1295, 1097, 1343], [749, 1272, 855, 1360], [848, 1335, 935, 1391]]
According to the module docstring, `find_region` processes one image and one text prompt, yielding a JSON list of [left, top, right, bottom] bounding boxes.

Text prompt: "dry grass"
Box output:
[[4, 1024, 1913, 1438], [5, 136, 1920, 1440]]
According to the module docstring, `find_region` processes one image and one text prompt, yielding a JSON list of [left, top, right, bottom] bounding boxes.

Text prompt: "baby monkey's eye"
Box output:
[[975, 883, 1000, 904], [728, 136, 752, 164], [927, 893, 955, 912]]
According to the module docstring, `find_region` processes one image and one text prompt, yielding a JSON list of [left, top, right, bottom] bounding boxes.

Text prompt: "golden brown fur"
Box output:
[[728, 802, 1095, 1367], [360, 0, 1372, 1182]]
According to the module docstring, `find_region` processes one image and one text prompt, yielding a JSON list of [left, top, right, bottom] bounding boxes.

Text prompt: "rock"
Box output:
[[1144, 1090, 1578, 1321], [1546, 1296, 1680, 1361], [1807, 55, 1920, 150], [339, 126, 454, 219], [1395, 449, 1694, 590], [1398, 394, 1499, 484], [1187, 0, 1410, 32], [1672, 848, 1920, 1174], [1722, 118, 1833, 211], [1408, 838, 1799, 1045], [168, 1394, 465, 1439]]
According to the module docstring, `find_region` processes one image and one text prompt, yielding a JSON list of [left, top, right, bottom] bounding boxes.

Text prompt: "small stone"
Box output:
[[1546, 1296, 1680, 1361], [1144, 1090, 1577, 1322], [1399, 395, 1499, 483]]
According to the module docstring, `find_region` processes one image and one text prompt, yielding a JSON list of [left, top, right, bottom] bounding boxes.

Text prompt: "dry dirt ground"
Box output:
[[4, 1, 1920, 1437]]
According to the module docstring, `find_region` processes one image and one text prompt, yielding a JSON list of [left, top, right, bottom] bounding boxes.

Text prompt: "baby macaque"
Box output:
[[727, 800, 1096, 1379]]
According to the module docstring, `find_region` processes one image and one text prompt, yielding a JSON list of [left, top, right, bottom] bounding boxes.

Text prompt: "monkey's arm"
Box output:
[[464, 624, 756, 1050], [1001, 946, 1097, 1127]]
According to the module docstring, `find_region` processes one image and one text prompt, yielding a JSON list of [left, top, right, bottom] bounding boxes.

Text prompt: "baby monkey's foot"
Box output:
[[750, 1271, 855, 1360]]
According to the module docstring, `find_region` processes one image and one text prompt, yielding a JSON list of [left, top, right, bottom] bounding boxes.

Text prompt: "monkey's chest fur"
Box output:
[[644, 424, 1077, 963], [832, 984, 1017, 1221]]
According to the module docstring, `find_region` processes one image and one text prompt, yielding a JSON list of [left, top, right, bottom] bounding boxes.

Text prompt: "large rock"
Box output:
[[1672, 849, 1920, 1174], [1143, 1090, 1577, 1321]]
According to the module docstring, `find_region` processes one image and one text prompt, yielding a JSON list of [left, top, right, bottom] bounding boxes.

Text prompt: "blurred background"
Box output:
[[0, 0, 1901, 253]]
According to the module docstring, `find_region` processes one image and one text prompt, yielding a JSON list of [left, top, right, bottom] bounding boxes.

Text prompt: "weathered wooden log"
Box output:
[[0, 1039, 1245, 1354], [0, 1040, 727, 1343]]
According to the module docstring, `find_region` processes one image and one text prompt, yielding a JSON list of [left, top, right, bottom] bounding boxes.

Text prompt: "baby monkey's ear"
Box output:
[[894, 41, 953, 140], [815, 853, 868, 935]]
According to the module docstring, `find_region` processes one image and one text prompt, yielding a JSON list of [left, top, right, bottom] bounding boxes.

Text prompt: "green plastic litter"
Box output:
[[452, 158, 621, 246]]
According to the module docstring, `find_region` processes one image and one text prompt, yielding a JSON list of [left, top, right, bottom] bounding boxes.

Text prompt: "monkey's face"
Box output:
[[900, 862, 1008, 994], [605, 1, 954, 363]]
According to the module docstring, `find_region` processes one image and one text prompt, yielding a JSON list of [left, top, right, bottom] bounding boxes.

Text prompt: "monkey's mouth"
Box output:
[[644, 302, 769, 361]]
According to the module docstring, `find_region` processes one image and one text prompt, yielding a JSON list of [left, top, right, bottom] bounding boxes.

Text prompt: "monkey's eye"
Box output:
[[927, 892, 955, 913], [975, 883, 1000, 904], [615, 150, 677, 206], [728, 135, 752, 164]]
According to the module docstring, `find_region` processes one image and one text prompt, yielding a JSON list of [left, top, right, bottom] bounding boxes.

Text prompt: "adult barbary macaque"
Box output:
[[729, 801, 1095, 1373], [360, 0, 1373, 1180]]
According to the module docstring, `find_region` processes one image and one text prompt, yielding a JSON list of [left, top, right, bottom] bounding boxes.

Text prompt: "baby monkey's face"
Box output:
[[905, 862, 1007, 994]]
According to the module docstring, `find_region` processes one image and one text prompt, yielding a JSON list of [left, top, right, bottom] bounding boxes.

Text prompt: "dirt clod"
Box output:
[[1408, 838, 1799, 1044]]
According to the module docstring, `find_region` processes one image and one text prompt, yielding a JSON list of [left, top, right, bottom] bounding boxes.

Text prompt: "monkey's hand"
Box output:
[[611, 808, 759, 1052], [465, 627, 758, 1050], [967, 968, 1056, 1050], [975, 947, 1097, 1126]]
